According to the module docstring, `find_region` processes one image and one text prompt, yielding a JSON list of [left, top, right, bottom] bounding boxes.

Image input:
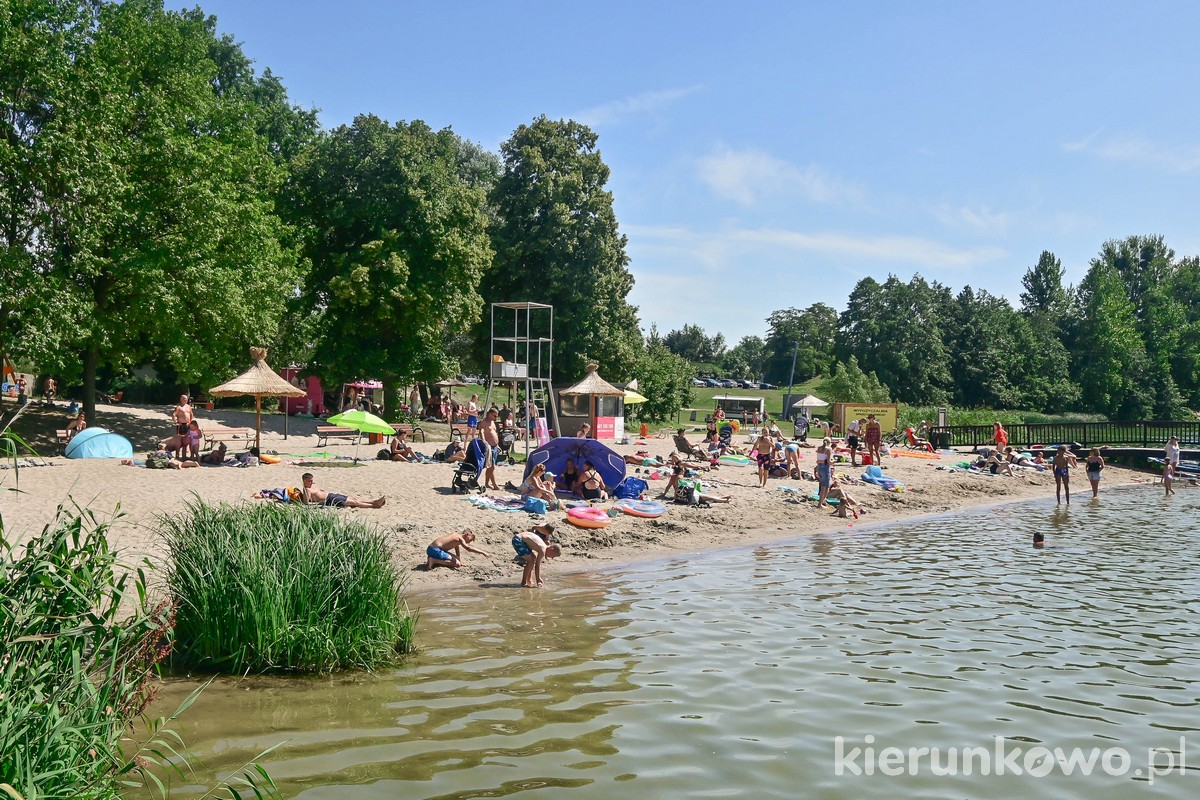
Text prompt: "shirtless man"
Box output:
[[865, 414, 883, 465], [479, 407, 501, 490], [171, 394, 194, 436], [753, 428, 776, 488], [300, 472, 385, 508], [466, 394, 480, 435], [426, 528, 491, 570]]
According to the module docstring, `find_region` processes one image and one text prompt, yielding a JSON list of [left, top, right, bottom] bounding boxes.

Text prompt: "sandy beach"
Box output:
[[1, 402, 1159, 596]]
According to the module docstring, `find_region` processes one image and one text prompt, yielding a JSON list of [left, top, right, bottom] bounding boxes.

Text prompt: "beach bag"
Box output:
[[675, 481, 699, 506], [522, 496, 548, 515], [613, 477, 648, 500], [377, 448, 392, 460]]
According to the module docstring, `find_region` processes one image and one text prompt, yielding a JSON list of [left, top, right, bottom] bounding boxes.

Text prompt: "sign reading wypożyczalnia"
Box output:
[[833, 403, 899, 434]]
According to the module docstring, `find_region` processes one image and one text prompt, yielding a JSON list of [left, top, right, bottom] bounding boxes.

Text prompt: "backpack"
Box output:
[[613, 477, 648, 500], [674, 481, 699, 506], [377, 448, 392, 460]]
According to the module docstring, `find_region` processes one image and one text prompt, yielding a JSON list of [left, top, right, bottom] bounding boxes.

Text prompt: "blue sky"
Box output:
[[190, 1, 1200, 343]]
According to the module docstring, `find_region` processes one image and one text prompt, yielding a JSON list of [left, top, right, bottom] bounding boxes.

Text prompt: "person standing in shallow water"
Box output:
[[1052, 445, 1073, 506], [1085, 447, 1104, 498]]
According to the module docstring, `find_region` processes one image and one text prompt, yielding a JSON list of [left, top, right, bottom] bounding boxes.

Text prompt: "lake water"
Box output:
[[147, 487, 1199, 799]]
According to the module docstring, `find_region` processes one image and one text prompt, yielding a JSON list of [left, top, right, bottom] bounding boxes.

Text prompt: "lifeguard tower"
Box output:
[[482, 302, 560, 453]]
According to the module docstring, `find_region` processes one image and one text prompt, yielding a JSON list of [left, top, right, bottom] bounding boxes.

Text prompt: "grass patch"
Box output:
[[162, 501, 415, 673]]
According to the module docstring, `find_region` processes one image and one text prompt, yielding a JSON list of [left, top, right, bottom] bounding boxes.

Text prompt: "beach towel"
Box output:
[[861, 465, 903, 491], [467, 495, 526, 512]]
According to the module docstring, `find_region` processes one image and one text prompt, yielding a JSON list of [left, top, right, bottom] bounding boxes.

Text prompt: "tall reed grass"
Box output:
[[161, 501, 415, 673], [0, 505, 276, 800]]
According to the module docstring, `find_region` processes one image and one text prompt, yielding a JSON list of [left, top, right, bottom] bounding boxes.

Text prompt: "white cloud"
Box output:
[[696, 144, 866, 207], [575, 85, 704, 128], [931, 203, 1013, 234], [628, 223, 1005, 269], [1063, 130, 1200, 174]]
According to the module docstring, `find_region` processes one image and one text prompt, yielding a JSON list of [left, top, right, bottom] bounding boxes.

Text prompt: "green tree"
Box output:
[[663, 324, 725, 365], [632, 334, 694, 422], [723, 335, 768, 380], [1075, 261, 1149, 419], [18, 0, 300, 421], [814, 355, 891, 404], [947, 287, 1029, 409], [837, 275, 952, 404], [483, 116, 641, 381], [1019, 250, 1070, 318], [289, 115, 494, 413], [764, 304, 838, 383]]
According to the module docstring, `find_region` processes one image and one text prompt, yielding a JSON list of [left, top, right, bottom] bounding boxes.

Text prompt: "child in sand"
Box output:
[[426, 529, 491, 570], [511, 523, 561, 588]]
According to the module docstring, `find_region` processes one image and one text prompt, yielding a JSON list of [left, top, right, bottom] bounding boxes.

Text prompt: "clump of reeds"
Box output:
[[161, 500, 415, 673]]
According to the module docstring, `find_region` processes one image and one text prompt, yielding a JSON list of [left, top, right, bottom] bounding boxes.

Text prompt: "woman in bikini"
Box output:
[[579, 460, 607, 501], [519, 464, 557, 503]]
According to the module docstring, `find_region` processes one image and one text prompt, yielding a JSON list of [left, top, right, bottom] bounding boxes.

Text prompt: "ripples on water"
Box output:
[[150, 488, 1199, 799]]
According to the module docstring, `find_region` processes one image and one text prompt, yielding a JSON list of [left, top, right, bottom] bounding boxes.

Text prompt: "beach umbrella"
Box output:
[[325, 408, 395, 462], [523, 436, 626, 490], [434, 377, 468, 404], [624, 389, 648, 405], [208, 347, 307, 450], [63, 427, 134, 459], [790, 394, 829, 410]]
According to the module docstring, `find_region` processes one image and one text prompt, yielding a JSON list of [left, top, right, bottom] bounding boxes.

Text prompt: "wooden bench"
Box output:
[[203, 427, 255, 450], [316, 425, 361, 447], [448, 423, 474, 441], [390, 422, 425, 442], [56, 429, 71, 444]]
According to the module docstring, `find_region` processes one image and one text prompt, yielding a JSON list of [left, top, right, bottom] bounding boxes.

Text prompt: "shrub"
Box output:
[[161, 501, 415, 673]]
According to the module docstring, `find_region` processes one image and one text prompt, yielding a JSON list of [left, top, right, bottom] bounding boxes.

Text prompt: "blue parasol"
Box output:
[[523, 437, 626, 490]]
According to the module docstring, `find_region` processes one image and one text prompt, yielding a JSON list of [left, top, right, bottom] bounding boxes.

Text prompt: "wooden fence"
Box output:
[[931, 421, 1200, 450]]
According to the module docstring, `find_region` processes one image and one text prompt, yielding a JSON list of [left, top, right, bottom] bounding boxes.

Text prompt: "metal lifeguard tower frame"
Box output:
[[482, 302, 561, 455]]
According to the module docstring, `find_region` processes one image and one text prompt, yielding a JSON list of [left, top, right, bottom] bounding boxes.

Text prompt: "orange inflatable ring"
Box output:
[[567, 506, 610, 529], [259, 453, 282, 464]]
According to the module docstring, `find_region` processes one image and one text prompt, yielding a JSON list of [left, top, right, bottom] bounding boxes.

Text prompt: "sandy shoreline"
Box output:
[[1, 402, 1165, 596]]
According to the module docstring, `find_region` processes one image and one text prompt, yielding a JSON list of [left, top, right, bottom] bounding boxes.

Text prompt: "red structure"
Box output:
[[278, 368, 324, 416]]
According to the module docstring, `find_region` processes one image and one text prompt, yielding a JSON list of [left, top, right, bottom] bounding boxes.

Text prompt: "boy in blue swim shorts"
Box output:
[[426, 528, 491, 570], [511, 523, 560, 588]]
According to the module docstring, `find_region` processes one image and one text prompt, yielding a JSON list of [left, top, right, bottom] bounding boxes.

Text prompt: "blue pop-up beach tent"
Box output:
[[523, 437, 626, 490], [63, 427, 134, 459]]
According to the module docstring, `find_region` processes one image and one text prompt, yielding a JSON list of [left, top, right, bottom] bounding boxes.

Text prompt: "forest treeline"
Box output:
[[3, 2, 1196, 424], [662, 240, 1200, 420]]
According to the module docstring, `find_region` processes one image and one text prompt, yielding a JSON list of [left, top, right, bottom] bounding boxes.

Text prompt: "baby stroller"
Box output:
[[451, 438, 488, 494], [497, 427, 518, 465]]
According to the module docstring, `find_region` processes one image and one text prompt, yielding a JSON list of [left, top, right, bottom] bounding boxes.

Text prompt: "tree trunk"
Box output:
[[83, 345, 98, 425]]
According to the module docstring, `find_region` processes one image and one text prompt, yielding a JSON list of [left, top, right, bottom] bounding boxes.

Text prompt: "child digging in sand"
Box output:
[[426, 529, 491, 570], [511, 523, 561, 588]]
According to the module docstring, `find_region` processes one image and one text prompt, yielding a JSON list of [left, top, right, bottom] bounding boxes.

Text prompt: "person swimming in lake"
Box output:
[[1052, 445, 1073, 506]]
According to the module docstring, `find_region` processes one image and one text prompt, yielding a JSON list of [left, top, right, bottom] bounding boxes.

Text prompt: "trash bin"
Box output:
[[933, 431, 950, 450], [689, 410, 697, 422], [368, 432, 383, 445]]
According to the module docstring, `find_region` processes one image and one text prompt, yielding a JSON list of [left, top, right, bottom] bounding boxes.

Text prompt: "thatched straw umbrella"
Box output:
[[560, 364, 624, 439], [208, 347, 307, 450]]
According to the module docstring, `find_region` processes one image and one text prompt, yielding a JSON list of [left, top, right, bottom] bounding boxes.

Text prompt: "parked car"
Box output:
[[718, 379, 737, 388], [738, 379, 758, 389], [758, 382, 777, 390], [692, 378, 706, 387], [703, 378, 721, 388]]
